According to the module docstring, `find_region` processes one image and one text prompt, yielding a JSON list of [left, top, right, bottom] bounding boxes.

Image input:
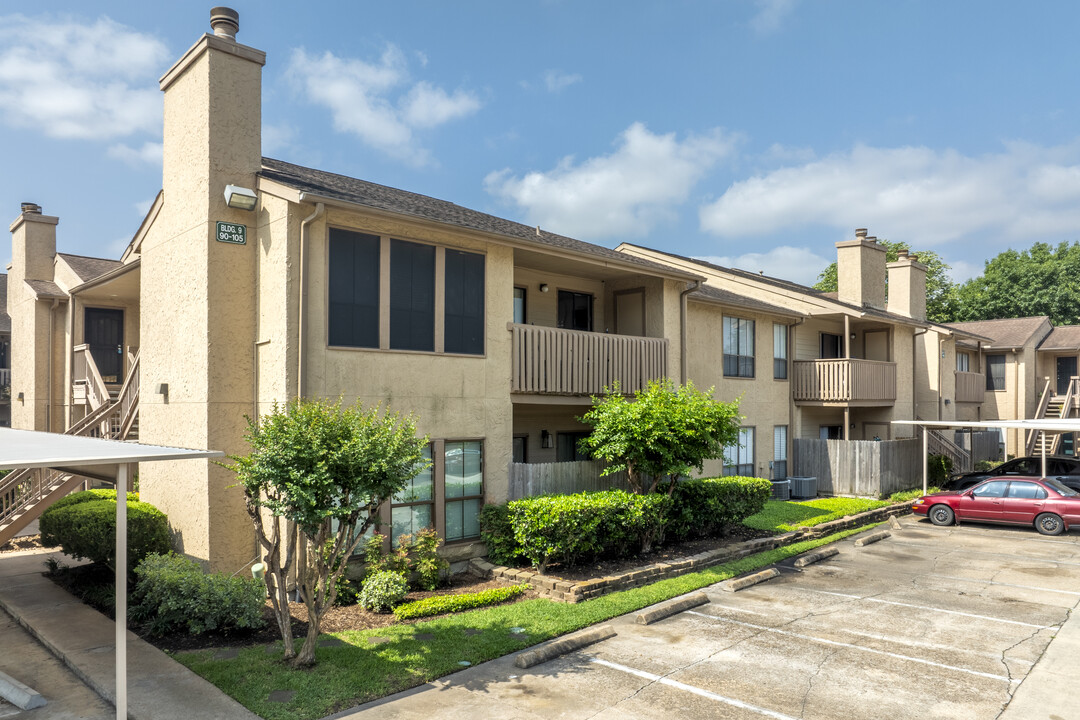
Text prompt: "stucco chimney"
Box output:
[[887, 249, 927, 321], [835, 228, 887, 309], [9, 203, 57, 282]]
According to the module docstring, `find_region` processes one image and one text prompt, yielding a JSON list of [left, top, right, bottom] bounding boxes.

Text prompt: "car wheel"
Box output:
[[1035, 513, 1065, 536], [929, 505, 955, 526]]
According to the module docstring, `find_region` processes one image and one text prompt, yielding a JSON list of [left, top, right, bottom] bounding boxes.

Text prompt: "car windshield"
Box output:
[[1044, 478, 1079, 497]]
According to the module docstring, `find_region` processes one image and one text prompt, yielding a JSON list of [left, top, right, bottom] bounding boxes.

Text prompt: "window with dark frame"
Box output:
[[556, 431, 591, 462], [557, 290, 593, 331], [444, 440, 483, 541], [512, 435, 527, 463], [986, 354, 1006, 391], [513, 287, 526, 324], [444, 249, 485, 355], [390, 444, 434, 547], [723, 316, 755, 378], [772, 425, 787, 479], [773, 323, 788, 379], [328, 229, 380, 348], [390, 239, 435, 352], [724, 427, 754, 477]]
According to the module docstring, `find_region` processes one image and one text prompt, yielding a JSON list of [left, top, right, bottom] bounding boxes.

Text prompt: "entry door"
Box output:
[[1057, 356, 1077, 395], [85, 308, 124, 383]]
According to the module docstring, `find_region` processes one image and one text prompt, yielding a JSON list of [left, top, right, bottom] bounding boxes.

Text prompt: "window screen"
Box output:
[[328, 229, 380, 348], [444, 250, 485, 355], [773, 426, 788, 479], [773, 323, 788, 379], [723, 317, 755, 378], [986, 355, 1006, 391], [390, 239, 435, 351]]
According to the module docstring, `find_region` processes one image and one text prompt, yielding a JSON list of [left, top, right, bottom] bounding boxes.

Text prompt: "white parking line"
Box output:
[[685, 611, 1017, 684], [589, 657, 802, 720], [799, 588, 1056, 628], [813, 563, 1080, 597]]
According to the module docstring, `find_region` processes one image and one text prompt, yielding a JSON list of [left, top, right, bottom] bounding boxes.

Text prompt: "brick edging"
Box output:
[[469, 502, 911, 603]]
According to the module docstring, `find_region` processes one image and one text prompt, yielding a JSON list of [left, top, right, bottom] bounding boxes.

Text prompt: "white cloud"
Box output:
[[485, 123, 738, 239], [700, 141, 1080, 247], [750, 0, 799, 35], [543, 70, 582, 93], [286, 46, 480, 165], [0, 14, 167, 140], [107, 141, 162, 166], [696, 245, 831, 287], [134, 198, 154, 217], [945, 259, 984, 284]]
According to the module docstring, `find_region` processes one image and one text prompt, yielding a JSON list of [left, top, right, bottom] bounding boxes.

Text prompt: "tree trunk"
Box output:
[[292, 611, 320, 667]]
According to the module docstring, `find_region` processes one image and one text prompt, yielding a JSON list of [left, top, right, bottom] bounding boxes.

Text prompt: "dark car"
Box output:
[[912, 477, 1080, 535], [945, 455, 1080, 493]]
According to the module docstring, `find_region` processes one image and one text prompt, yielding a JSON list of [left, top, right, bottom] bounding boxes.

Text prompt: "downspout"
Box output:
[[296, 202, 325, 400], [68, 294, 76, 426], [679, 280, 701, 383], [937, 335, 944, 421], [787, 318, 805, 473], [47, 298, 60, 431], [1013, 347, 1020, 457]]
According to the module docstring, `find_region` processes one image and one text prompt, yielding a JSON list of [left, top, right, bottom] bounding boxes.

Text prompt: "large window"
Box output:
[[773, 323, 788, 379], [986, 354, 1006, 391], [444, 249, 485, 354], [328, 229, 380, 348], [390, 445, 434, 547], [390, 239, 435, 351], [444, 441, 483, 542], [724, 427, 755, 477], [772, 426, 788, 479], [558, 290, 593, 331], [723, 317, 755, 378]]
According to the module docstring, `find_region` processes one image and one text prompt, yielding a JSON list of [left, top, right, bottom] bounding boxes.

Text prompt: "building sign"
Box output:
[[215, 221, 247, 245]]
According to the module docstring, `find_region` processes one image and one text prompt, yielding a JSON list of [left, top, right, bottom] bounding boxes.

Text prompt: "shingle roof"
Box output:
[[1039, 325, 1080, 351], [259, 157, 700, 280], [24, 279, 66, 300], [945, 317, 1051, 349], [690, 284, 803, 318], [0, 275, 9, 334], [58, 253, 123, 283]]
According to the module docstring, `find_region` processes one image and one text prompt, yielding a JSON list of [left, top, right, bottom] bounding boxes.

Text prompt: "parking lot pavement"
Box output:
[[337, 516, 1080, 720]]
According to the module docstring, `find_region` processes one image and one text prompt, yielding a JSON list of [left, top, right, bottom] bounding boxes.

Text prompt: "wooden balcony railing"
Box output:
[[792, 359, 896, 404], [510, 324, 668, 396], [954, 370, 984, 403]]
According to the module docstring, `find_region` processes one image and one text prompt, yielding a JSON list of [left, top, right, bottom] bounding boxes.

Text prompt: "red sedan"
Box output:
[[912, 476, 1080, 535]]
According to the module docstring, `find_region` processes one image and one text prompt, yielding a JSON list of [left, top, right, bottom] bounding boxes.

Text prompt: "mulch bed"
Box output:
[[0, 534, 44, 554]]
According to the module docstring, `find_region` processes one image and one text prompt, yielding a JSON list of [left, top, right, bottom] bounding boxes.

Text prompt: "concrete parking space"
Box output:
[[338, 516, 1080, 720]]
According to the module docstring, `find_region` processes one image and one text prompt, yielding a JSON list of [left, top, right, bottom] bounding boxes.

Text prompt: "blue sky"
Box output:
[[3, 1, 1080, 285]]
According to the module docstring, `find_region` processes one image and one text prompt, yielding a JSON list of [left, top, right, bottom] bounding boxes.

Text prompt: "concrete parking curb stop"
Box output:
[[718, 568, 779, 592], [793, 547, 838, 568], [888, 515, 903, 530], [0, 668, 46, 710], [854, 529, 891, 547], [514, 625, 617, 669], [634, 592, 708, 625]]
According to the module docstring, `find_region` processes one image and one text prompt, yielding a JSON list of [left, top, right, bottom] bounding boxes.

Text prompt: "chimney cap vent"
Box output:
[[21, 202, 41, 215], [855, 228, 868, 238], [210, 7, 239, 40]]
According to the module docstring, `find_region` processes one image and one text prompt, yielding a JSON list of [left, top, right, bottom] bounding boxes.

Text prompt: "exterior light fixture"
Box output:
[[224, 184, 257, 211], [540, 283, 549, 293]]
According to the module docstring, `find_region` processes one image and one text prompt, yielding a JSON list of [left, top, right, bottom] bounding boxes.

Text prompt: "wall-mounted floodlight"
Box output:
[[224, 184, 257, 211]]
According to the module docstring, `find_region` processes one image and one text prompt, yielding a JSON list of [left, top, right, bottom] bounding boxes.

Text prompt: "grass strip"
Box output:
[[175, 524, 876, 720], [743, 497, 890, 533]]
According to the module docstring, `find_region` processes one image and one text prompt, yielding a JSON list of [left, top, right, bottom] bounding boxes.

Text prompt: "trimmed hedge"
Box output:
[[393, 584, 530, 621], [40, 490, 171, 571], [666, 476, 772, 541], [479, 504, 524, 567], [131, 553, 266, 636]]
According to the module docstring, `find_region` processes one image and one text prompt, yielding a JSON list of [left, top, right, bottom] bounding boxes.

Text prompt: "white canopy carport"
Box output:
[[0, 428, 222, 720], [893, 419, 1080, 493]]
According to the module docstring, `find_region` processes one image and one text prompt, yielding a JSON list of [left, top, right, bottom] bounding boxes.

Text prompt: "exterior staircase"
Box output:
[[924, 423, 973, 474], [1026, 376, 1077, 456], [0, 351, 140, 546]]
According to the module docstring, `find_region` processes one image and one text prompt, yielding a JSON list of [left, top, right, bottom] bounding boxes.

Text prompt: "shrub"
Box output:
[[974, 460, 1001, 473], [507, 490, 673, 573], [39, 490, 171, 571], [666, 477, 772, 541], [927, 454, 954, 485], [393, 584, 530, 621], [131, 553, 266, 636], [886, 487, 943, 503], [362, 529, 449, 591], [479, 504, 525, 567], [358, 570, 408, 612]]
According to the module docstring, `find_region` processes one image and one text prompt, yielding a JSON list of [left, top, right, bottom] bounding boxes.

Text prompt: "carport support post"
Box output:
[[922, 425, 928, 494], [115, 463, 129, 720], [1042, 438, 1047, 478]]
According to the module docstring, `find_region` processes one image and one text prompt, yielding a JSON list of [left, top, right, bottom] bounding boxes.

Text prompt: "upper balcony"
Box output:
[[793, 358, 896, 406], [510, 323, 668, 398], [954, 370, 984, 404]]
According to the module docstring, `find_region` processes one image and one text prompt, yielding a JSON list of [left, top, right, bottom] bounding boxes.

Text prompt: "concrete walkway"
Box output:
[[0, 548, 259, 720]]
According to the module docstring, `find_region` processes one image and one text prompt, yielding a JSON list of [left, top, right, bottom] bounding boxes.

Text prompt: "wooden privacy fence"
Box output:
[[508, 460, 635, 500], [792, 438, 920, 497], [953, 430, 1001, 464]]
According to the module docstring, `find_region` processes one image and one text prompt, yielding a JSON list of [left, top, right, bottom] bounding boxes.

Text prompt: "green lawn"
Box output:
[[175, 525, 875, 720], [743, 497, 890, 533]]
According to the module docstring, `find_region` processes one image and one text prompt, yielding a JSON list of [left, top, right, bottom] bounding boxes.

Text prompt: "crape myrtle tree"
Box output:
[[230, 398, 429, 667], [579, 379, 742, 494]]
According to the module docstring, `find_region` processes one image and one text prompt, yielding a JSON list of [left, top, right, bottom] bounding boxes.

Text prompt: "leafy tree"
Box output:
[[813, 239, 959, 323], [579, 379, 741, 495], [230, 398, 428, 667], [952, 241, 1080, 326]]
